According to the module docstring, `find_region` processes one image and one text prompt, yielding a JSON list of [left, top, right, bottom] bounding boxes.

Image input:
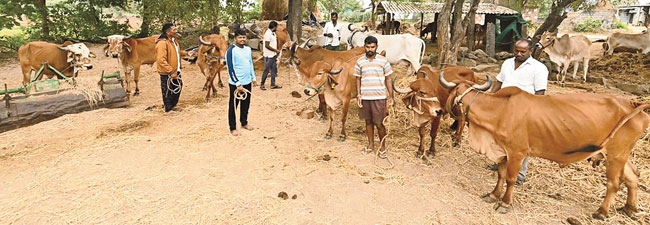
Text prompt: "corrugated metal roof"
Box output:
[[376, 1, 520, 15]]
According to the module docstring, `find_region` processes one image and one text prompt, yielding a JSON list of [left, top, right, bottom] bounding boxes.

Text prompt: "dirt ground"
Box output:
[[0, 44, 649, 224]]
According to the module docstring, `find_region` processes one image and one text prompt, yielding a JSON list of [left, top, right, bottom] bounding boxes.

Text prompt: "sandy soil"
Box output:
[[0, 44, 648, 224]]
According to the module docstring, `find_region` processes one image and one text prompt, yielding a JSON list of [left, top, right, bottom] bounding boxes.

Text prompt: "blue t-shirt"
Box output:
[[226, 45, 256, 86]]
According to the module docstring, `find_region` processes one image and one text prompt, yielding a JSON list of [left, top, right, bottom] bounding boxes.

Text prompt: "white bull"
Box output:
[[347, 31, 425, 75]]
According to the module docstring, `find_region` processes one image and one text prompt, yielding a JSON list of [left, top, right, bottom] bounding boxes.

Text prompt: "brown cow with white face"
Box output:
[[101, 34, 159, 96], [18, 41, 95, 86], [197, 34, 228, 101]]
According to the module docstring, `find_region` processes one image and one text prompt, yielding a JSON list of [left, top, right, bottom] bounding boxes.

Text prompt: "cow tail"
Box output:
[[565, 104, 650, 154]]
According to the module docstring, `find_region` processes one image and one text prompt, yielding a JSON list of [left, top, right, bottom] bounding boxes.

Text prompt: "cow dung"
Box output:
[[277, 191, 289, 200], [291, 91, 302, 98], [322, 154, 331, 161], [566, 217, 581, 225], [298, 110, 315, 119], [291, 194, 297, 200]]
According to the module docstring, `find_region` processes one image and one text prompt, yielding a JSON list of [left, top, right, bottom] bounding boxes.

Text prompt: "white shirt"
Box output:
[[172, 37, 181, 72], [323, 21, 343, 46], [262, 30, 277, 57], [496, 57, 548, 94]]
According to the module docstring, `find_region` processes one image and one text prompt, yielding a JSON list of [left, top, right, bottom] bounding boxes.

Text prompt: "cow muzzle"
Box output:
[[112, 54, 118, 58]]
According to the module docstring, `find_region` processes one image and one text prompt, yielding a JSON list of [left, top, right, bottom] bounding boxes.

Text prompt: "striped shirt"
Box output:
[[354, 55, 393, 100]]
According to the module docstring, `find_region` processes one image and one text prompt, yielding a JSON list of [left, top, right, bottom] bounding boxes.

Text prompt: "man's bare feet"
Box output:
[[362, 145, 374, 155], [242, 125, 254, 131], [231, 130, 240, 136]]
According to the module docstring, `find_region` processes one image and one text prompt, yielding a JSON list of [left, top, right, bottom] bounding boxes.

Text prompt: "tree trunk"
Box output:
[[437, 0, 480, 66], [532, 0, 576, 43], [38, 0, 49, 40], [287, 0, 302, 42], [261, 0, 289, 20], [436, 0, 454, 67], [139, 0, 150, 37], [370, 0, 376, 29], [467, 14, 475, 51]]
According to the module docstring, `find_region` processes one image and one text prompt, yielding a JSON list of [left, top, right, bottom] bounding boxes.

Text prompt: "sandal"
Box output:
[[242, 125, 254, 130], [271, 85, 282, 89]]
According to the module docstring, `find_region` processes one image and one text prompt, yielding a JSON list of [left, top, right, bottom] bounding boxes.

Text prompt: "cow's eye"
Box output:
[[419, 91, 425, 95], [317, 72, 323, 77]]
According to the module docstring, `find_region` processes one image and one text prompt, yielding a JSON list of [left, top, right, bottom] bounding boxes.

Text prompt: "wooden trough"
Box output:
[[0, 66, 130, 133]]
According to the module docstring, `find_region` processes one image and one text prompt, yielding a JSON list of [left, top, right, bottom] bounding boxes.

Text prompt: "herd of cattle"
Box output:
[[11, 21, 650, 220]]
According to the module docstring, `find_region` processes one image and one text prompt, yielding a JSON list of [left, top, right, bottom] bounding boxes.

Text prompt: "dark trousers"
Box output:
[[261, 56, 277, 86], [229, 83, 252, 131], [160, 73, 182, 112]]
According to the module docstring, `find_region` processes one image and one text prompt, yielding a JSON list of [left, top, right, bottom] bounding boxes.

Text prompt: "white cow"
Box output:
[[347, 31, 426, 75], [605, 31, 650, 55]]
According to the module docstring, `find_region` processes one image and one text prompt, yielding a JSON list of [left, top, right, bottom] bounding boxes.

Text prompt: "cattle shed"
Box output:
[[374, 1, 523, 57]]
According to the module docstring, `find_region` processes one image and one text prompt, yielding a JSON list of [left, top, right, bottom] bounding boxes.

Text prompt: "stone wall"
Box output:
[[558, 9, 617, 30]]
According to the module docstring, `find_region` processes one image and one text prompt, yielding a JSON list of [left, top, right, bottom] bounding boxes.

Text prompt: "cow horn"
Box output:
[[392, 71, 412, 94], [300, 38, 311, 49], [363, 25, 368, 32], [100, 36, 107, 40], [57, 46, 69, 51], [124, 35, 132, 40], [472, 75, 493, 92], [348, 24, 353, 31], [199, 36, 211, 45], [329, 67, 343, 75], [439, 71, 457, 89]]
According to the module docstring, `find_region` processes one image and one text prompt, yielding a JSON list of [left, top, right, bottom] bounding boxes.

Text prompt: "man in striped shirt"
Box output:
[[354, 36, 394, 154]]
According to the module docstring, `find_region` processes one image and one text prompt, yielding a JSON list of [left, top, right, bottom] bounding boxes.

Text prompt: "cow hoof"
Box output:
[[205, 98, 211, 103], [324, 134, 332, 140], [481, 194, 497, 203], [560, 83, 566, 88], [415, 151, 424, 158], [426, 151, 435, 158], [133, 91, 140, 96], [592, 212, 607, 220], [337, 136, 346, 142], [218, 83, 224, 88], [618, 205, 639, 219], [319, 116, 327, 122], [202, 87, 207, 91], [452, 142, 460, 148], [212, 93, 217, 98], [495, 204, 510, 214]]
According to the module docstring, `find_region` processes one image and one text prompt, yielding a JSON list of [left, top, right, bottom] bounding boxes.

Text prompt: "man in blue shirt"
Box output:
[[226, 29, 257, 136]]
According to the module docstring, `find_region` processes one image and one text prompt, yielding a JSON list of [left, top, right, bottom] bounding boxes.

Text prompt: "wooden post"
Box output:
[[521, 22, 528, 39], [486, 14, 496, 58], [420, 13, 424, 37], [384, 13, 389, 35], [467, 13, 476, 51], [387, 13, 393, 35], [432, 13, 438, 42]]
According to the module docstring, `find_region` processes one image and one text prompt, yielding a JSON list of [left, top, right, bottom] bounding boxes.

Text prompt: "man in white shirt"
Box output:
[[323, 12, 343, 51], [488, 39, 549, 186], [260, 21, 282, 90]]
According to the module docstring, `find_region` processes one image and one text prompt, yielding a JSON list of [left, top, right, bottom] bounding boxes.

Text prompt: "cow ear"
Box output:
[[123, 42, 132, 52], [401, 91, 416, 106], [534, 35, 541, 39], [66, 52, 74, 63], [89, 52, 96, 58]]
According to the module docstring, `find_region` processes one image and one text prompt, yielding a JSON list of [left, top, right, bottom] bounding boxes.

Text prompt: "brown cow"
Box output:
[[395, 65, 477, 157], [535, 32, 591, 85], [290, 42, 366, 122], [198, 34, 228, 101], [291, 43, 380, 140], [605, 31, 650, 55], [19, 41, 95, 86], [102, 34, 160, 96], [439, 74, 650, 219]]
